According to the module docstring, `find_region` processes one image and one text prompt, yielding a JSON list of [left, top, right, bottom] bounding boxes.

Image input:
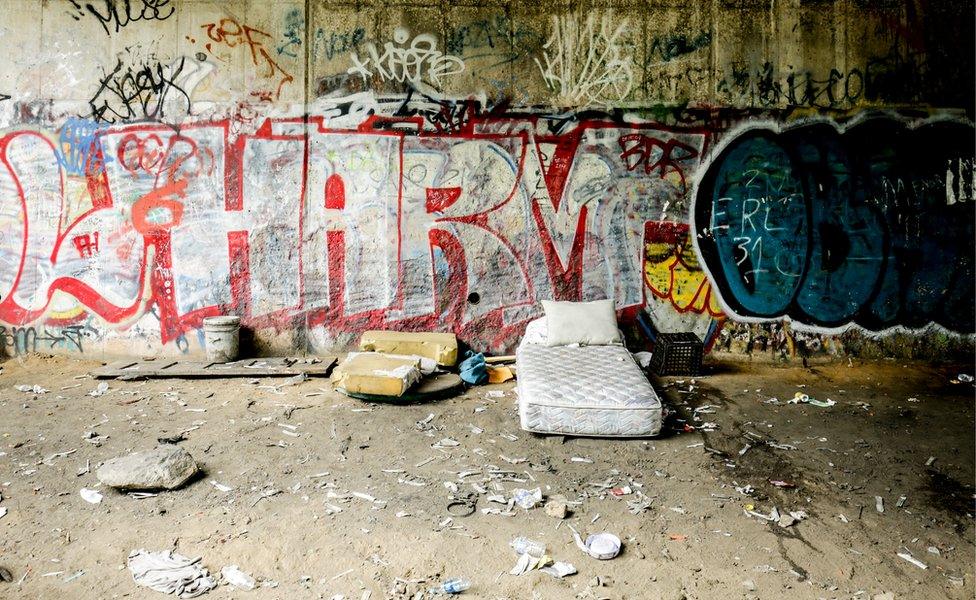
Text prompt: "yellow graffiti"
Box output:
[[645, 238, 724, 317]]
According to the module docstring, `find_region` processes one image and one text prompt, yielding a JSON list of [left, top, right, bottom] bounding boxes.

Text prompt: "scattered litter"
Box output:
[[509, 552, 551, 576], [63, 570, 84, 583], [896, 550, 928, 570], [926, 546, 940, 555], [633, 351, 653, 368], [252, 489, 282, 507], [128, 549, 217, 597], [570, 528, 621, 560], [432, 578, 470, 594], [610, 486, 632, 497], [769, 480, 795, 488], [15, 384, 48, 394], [626, 494, 653, 515], [498, 433, 519, 442], [210, 481, 233, 493], [789, 392, 835, 407], [669, 534, 688, 542], [512, 488, 543, 510], [43, 449, 77, 465], [433, 438, 460, 449], [221, 565, 256, 590], [777, 510, 806, 528], [510, 537, 546, 558], [957, 374, 974, 383], [745, 506, 779, 522], [89, 382, 110, 397], [79, 488, 103, 504], [485, 390, 505, 399], [0, 507, 7, 520], [925, 456, 936, 466], [875, 496, 884, 513], [540, 562, 576, 578], [570, 457, 593, 464], [896, 495, 907, 508]]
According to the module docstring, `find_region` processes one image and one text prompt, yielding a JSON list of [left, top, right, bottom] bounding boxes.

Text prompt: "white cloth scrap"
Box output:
[[128, 549, 217, 598]]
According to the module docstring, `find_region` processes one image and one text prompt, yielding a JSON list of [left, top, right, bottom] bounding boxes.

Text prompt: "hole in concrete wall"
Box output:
[[467, 292, 480, 305]]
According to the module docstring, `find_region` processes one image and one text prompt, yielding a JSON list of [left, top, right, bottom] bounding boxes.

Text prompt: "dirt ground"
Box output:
[[0, 354, 973, 600]]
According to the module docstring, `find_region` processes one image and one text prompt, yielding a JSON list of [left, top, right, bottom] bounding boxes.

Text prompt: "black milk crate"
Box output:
[[649, 332, 703, 376]]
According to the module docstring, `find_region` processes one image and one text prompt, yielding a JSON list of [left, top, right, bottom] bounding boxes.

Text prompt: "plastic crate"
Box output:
[[649, 332, 703, 376]]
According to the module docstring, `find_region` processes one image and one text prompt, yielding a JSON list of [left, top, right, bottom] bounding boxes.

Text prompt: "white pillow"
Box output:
[[519, 317, 549, 348], [541, 299, 623, 347]]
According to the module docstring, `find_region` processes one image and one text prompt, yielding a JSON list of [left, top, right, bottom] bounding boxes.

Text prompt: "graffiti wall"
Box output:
[[0, 1, 972, 359]]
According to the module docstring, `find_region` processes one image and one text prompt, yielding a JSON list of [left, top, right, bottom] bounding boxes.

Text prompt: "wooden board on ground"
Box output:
[[340, 373, 464, 404], [91, 357, 338, 380]]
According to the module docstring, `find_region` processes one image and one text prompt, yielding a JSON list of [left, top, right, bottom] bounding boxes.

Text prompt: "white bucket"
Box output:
[[203, 316, 240, 362]]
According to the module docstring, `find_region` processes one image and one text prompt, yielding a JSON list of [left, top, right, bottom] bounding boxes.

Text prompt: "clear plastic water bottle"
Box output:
[[436, 578, 470, 594], [509, 536, 546, 557]]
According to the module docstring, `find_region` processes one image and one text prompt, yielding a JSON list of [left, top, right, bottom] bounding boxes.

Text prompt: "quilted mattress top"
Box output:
[[516, 344, 662, 410]]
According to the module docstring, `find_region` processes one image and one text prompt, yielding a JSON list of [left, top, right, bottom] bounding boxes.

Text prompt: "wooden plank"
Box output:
[[92, 356, 337, 379]]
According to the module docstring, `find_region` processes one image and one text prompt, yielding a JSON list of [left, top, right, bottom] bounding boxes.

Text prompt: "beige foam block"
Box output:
[[359, 331, 459, 367], [331, 353, 422, 397]]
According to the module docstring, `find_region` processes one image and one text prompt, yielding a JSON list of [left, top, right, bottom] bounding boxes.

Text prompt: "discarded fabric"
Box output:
[[128, 549, 217, 598], [459, 352, 488, 385]]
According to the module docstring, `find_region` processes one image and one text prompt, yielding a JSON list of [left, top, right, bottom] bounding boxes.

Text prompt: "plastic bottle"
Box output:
[[435, 578, 470, 594], [509, 537, 546, 557]]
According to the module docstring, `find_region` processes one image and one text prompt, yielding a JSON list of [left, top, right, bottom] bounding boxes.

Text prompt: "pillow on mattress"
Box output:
[[541, 299, 623, 347]]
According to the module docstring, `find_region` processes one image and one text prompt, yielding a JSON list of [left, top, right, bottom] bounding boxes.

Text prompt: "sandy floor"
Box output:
[[0, 354, 972, 599]]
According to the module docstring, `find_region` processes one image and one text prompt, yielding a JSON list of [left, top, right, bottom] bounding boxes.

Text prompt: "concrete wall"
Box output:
[[0, 0, 973, 360]]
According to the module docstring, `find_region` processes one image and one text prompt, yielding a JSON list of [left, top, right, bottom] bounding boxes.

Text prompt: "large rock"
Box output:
[[96, 446, 199, 491]]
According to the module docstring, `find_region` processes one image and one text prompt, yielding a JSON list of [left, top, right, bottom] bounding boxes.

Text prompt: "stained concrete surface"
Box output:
[[0, 354, 972, 599]]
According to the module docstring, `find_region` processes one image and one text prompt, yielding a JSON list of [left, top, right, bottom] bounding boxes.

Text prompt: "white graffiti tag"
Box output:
[[535, 13, 634, 106], [347, 28, 465, 87]]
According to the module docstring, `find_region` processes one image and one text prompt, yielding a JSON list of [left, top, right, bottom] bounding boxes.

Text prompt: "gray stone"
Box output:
[[96, 446, 199, 491]]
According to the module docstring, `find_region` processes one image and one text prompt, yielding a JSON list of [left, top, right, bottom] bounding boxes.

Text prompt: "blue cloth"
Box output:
[[459, 351, 488, 385]]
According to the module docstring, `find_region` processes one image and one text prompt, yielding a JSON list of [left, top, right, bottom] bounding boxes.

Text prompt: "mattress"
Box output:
[[516, 343, 663, 437]]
